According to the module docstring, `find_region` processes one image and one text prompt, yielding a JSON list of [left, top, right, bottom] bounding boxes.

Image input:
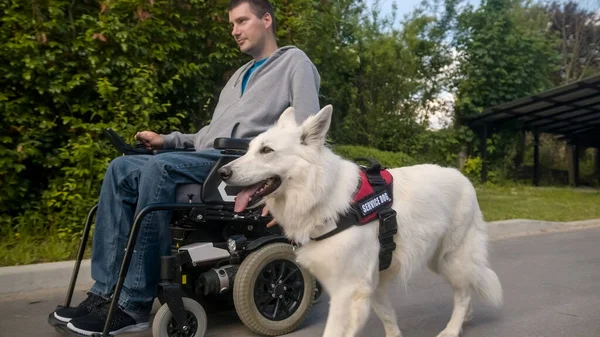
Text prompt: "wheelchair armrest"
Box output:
[[152, 148, 196, 154], [104, 128, 197, 155], [213, 137, 250, 150]]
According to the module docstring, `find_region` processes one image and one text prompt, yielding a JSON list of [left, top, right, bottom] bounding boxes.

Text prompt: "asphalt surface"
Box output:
[[1, 227, 599, 337]]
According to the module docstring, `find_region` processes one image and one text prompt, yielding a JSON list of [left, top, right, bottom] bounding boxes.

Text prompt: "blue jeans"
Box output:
[[89, 149, 222, 315]]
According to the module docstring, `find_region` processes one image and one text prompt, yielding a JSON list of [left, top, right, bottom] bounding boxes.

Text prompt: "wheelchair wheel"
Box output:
[[152, 297, 207, 337], [233, 243, 315, 336]]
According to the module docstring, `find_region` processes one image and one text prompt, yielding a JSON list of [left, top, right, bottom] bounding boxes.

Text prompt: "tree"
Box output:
[[452, 0, 560, 174], [545, 0, 600, 85], [0, 0, 249, 234], [328, 0, 458, 154]]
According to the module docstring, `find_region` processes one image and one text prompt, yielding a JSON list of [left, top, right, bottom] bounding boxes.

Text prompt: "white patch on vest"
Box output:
[[360, 191, 391, 215]]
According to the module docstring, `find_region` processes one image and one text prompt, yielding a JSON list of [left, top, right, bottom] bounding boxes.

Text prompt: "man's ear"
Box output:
[[262, 12, 273, 30], [300, 105, 333, 147], [277, 106, 297, 128]]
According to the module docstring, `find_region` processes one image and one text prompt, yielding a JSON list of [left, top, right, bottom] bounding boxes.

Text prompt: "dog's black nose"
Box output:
[[219, 166, 232, 181]]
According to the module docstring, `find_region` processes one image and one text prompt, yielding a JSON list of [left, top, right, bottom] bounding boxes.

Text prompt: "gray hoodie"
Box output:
[[161, 46, 321, 150]]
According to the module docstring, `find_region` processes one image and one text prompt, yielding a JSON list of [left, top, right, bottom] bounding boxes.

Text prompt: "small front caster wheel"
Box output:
[[152, 297, 207, 337]]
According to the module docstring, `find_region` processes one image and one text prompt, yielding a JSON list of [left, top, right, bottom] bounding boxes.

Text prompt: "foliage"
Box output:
[[452, 0, 561, 178], [332, 144, 417, 168], [308, 0, 457, 154], [0, 0, 244, 235], [453, 0, 559, 119], [545, 0, 600, 84], [413, 127, 466, 166], [463, 156, 483, 182]]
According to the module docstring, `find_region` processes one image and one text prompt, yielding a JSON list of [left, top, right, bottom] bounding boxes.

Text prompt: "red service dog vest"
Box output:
[[311, 158, 398, 270]]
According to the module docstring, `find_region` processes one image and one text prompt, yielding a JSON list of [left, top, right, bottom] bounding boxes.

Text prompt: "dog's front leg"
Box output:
[[372, 283, 403, 337], [322, 284, 373, 337], [321, 293, 348, 337]]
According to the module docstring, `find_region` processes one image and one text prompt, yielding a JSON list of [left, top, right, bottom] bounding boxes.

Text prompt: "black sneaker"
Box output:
[[52, 292, 108, 324], [66, 301, 149, 336]]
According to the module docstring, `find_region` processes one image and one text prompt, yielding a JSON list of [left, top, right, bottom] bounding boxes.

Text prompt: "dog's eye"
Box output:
[[260, 146, 274, 154]]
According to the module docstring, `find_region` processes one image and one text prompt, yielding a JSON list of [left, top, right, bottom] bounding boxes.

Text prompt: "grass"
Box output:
[[0, 228, 92, 267], [476, 183, 600, 222], [1, 183, 599, 267]]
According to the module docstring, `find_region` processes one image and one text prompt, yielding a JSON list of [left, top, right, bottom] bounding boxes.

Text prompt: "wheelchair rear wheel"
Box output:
[[233, 243, 315, 336], [152, 297, 207, 337]]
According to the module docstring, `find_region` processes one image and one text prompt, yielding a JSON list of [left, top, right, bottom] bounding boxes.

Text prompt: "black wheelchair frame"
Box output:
[[51, 129, 320, 337]]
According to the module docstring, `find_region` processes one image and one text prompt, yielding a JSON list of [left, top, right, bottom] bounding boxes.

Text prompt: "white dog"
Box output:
[[219, 105, 502, 337]]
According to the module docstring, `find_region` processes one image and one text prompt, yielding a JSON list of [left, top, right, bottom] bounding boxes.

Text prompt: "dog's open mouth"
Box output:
[[234, 176, 282, 213]]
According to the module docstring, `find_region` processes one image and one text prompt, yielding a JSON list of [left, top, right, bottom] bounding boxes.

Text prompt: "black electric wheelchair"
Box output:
[[48, 128, 323, 337]]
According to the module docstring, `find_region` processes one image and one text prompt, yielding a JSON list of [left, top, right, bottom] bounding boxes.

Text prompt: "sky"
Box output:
[[366, 0, 482, 23], [367, 0, 597, 20]]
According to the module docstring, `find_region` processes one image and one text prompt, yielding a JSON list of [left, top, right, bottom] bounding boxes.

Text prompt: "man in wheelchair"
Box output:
[[49, 0, 321, 335]]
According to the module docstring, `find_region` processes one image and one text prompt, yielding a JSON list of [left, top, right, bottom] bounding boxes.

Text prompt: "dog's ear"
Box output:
[[277, 106, 297, 128], [300, 105, 333, 147]]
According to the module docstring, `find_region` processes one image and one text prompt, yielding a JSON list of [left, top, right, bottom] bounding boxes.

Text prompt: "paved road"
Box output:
[[1, 227, 599, 337]]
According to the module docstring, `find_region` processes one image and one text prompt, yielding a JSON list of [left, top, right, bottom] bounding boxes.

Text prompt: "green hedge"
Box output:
[[333, 144, 417, 168], [0, 0, 243, 237]]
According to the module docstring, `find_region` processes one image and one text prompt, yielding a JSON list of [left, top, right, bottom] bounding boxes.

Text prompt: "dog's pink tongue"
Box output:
[[234, 183, 263, 213]]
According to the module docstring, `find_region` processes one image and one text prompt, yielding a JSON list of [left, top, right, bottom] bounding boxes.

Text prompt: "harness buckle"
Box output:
[[367, 174, 386, 186], [380, 241, 396, 253], [378, 208, 397, 271], [378, 208, 398, 237]]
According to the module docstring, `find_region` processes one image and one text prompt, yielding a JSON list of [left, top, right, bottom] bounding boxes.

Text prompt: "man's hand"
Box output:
[[262, 206, 278, 228], [135, 131, 164, 150]]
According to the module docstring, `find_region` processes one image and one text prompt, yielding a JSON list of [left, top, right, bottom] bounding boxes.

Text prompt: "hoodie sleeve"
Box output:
[[290, 60, 321, 124], [160, 127, 206, 149], [160, 131, 195, 149]]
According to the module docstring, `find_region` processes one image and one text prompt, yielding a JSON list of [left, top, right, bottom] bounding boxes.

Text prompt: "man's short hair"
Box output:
[[228, 0, 276, 34]]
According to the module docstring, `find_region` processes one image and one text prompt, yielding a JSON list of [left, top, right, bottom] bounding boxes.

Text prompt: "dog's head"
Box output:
[[219, 104, 333, 212]]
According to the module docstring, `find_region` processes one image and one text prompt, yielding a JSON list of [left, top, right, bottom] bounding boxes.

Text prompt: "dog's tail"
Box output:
[[471, 216, 503, 308], [473, 261, 503, 307]]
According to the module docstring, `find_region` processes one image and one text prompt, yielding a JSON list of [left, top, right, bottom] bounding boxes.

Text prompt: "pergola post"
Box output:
[[567, 142, 580, 186], [594, 147, 600, 180], [533, 131, 540, 186], [480, 124, 488, 184]]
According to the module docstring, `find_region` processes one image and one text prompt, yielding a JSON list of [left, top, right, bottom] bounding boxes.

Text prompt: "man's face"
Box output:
[[228, 3, 272, 56]]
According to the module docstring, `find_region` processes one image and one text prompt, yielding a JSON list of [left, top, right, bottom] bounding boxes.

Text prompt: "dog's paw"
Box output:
[[435, 330, 460, 337], [463, 304, 473, 323], [385, 333, 403, 337], [463, 311, 473, 323]]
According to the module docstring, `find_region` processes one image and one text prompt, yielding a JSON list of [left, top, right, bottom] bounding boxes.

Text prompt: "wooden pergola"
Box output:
[[463, 74, 600, 186]]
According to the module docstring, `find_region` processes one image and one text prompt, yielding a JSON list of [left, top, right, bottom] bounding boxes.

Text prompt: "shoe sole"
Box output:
[[54, 312, 72, 323], [67, 322, 150, 336], [48, 312, 68, 327]]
